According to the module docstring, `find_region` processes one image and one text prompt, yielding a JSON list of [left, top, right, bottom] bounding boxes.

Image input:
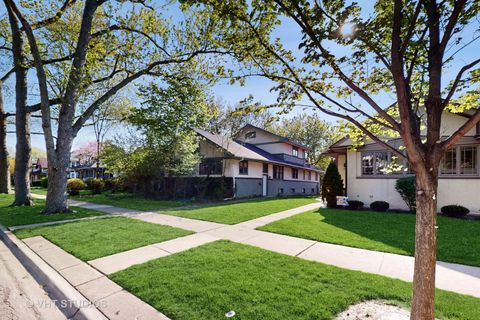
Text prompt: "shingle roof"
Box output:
[[195, 128, 321, 172]]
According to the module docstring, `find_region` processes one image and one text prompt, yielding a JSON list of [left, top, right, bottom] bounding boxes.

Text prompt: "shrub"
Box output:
[[347, 200, 364, 210], [85, 178, 104, 194], [441, 205, 470, 217], [321, 162, 344, 208], [67, 178, 85, 196], [40, 177, 48, 188], [104, 178, 122, 192], [395, 176, 416, 213], [370, 201, 390, 212]]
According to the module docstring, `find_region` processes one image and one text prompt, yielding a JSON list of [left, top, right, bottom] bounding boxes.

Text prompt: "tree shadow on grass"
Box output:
[[316, 208, 417, 256]]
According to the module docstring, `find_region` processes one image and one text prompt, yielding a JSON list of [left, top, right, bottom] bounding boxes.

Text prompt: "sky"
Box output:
[[2, 0, 479, 154]]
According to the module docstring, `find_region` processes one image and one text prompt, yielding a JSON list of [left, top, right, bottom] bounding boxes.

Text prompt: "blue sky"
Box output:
[[2, 1, 479, 153]]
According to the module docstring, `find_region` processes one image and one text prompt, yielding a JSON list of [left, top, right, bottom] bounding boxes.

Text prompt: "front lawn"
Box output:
[[15, 217, 192, 260], [0, 194, 104, 228], [71, 192, 186, 211], [111, 240, 480, 320], [259, 208, 480, 267], [158, 197, 318, 224]]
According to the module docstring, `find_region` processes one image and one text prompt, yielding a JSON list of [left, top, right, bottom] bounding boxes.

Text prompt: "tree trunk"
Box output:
[[7, 7, 32, 206], [410, 165, 439, 320], [0, 82, 10, 194], [43, 138, 73, 214]]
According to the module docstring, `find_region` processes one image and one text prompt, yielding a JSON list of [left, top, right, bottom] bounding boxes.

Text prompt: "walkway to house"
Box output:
[[18, 196, 480, 299]]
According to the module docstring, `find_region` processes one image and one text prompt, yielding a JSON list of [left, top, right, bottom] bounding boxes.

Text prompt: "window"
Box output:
[[311, 188, 315, 193], [440, 149, 456, 175], [303, 170, 306, 180], [239, 160, 248, 175], [278, 188, 284, 194], [199, 158, 223, 175], [361, 151, 408, 176], [263, 163, 269, 174], [291, 188, 296, 193], [461, 146, 477, 174], [292, 146, 299, 157], [273, 165, 284, 180], [308, 171, 312, 180], [302, 188, 306, 193], [315, 172, 319, 181], [245, 131, 256, 140], [441, 146, 478, 175], [292, 168, 298, 179]]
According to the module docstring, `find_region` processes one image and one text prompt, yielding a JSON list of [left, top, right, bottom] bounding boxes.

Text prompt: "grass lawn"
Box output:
[[71, 192, 186, 211], [111, 240, 480, 320], [158, 197, 318, 224], [31, 187, 48, 195], [15, 217, 192, 261], [0, 194, 104, 228], [259, 208, 480, 267]]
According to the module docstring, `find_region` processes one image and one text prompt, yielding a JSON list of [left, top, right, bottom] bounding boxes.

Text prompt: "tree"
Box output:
[[88, 96, 128, 178], [181, 1, 480, 318], [206, 98, 276, 137], [103, 77, 209, 194], [0, 79, 9, 193], [5, 0, 227, 213], [271, 114, 341, 170], [321, 161, 343, 208]]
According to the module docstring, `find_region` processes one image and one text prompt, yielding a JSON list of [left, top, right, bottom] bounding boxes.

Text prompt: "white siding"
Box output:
[[346, 150, 480, 211]]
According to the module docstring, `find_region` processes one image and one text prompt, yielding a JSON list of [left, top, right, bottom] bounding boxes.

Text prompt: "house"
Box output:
[[194, 124, 321, 198], [30, 157, 48, 184], [326, 110, 480, 211]]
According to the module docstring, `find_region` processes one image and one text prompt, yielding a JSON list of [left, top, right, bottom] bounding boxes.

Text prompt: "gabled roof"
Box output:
[[195, 128, 321, 172], [238, 124, 310, 150], [195, 128, 269, 161]]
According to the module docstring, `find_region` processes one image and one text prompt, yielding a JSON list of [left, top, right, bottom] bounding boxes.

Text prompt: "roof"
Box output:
[[195, 128, 321, 172], [238, 124, 310, 150]]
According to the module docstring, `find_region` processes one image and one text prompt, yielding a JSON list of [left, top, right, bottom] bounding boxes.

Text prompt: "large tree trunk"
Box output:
[[0, 82, 10, 194], [43, 138, 73, 214], [410, 162, 439, 320], [7, 6, 32, 206]]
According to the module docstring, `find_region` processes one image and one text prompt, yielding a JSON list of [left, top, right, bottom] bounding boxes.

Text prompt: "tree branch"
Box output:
[[442, 58, 480, 107], [441, 109, 480, 151]]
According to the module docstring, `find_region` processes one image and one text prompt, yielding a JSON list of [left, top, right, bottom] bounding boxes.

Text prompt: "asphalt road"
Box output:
[[0, 238, 65, 320]]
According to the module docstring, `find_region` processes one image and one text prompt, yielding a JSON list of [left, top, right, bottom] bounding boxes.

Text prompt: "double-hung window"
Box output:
[[292, 168, 298, 179], [292, 146, 299, 157], [273, 165, 284, 180], [440, 146, 478, 176], [239, 160, 249, 175]]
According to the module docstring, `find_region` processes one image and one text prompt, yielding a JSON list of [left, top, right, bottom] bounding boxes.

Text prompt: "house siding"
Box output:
[[345, 150, 480, 211]]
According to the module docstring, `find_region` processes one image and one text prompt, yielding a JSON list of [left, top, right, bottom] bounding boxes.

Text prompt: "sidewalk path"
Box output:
[[0, 237, 65, 320], [23, 195, 480, 298]]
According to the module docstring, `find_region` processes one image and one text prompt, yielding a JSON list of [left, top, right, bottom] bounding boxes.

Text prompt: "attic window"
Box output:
[[245, 131, 256, 140]]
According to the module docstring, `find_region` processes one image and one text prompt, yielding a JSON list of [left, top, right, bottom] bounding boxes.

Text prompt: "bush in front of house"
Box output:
[[321, 162, 344, 208], [395, 176, 416, 213], [104, 178, 123, 192], [347, 200, 364, 210], [85, 178, 104, 194], [441, 205, 470, 218], [370, 201, 390, 212], [67, 178, 85, 196], [41, 177, 48, 188]]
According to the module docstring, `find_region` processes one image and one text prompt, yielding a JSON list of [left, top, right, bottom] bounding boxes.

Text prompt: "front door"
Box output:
[[262, 174, 268, 196]]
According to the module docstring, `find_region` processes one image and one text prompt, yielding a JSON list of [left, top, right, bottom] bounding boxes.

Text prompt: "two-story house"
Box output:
[[326, 110, 480, 211], [195, 124, 321, 198]]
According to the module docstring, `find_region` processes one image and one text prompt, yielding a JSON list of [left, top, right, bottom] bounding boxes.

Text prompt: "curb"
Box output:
[[0, 224, 108, 320]]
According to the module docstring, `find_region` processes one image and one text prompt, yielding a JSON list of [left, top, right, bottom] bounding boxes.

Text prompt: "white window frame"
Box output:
[[440, 145, 479, 176]]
